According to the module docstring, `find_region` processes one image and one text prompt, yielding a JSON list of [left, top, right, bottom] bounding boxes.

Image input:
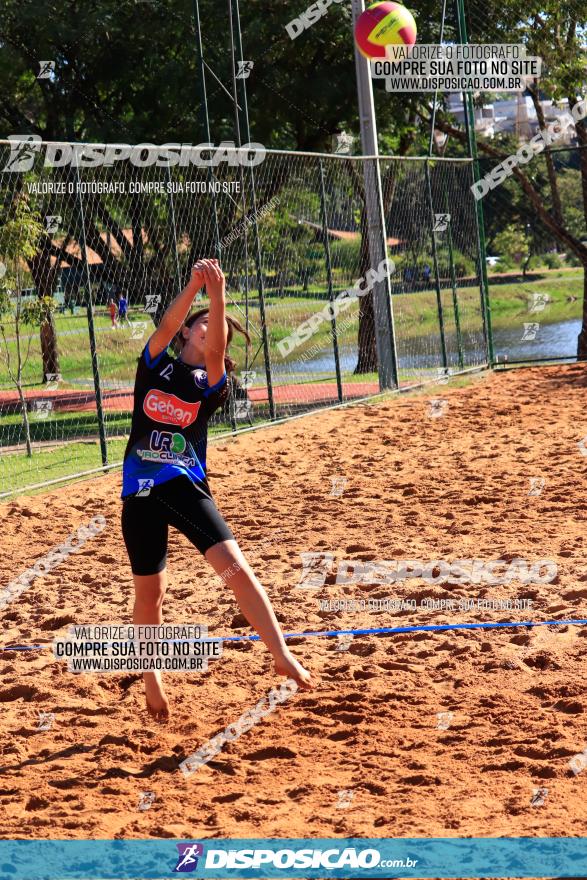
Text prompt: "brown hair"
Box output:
[[175, 307, 251, 374]]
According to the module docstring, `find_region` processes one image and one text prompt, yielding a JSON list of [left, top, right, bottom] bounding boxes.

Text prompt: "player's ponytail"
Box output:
[[177, 308, 251, 375]]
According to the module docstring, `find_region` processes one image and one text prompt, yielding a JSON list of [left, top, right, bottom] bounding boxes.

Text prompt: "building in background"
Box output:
[[446, 92, 578, 145]]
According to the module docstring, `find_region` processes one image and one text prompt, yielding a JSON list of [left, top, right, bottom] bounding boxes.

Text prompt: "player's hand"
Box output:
[[190, 261, 205, 291], [199, 258, 225, 301]]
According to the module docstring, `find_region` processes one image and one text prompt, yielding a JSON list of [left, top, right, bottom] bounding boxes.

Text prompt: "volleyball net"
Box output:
[[0, 142, 487, 497]]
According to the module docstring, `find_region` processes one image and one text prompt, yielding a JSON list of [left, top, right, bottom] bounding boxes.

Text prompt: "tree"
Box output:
[[493, 224, 532, 269], [0, 199, 55, 456], [0, 0, 450, 378], [427, 0, 587, 354]]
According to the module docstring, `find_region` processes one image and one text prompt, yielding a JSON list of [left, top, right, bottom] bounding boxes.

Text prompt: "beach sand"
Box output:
[[1, 363, 586, 840]]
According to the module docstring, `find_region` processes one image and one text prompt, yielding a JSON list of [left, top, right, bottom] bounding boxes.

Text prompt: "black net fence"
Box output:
[[0, 142, 488, 497]]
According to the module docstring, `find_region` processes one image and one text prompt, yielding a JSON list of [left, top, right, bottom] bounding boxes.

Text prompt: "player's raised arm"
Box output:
[[146, 262, 205, 361], [199, 258, 227, 387]]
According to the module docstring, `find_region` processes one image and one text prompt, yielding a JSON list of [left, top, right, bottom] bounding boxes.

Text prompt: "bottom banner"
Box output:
[[0, 837, 586, 879]]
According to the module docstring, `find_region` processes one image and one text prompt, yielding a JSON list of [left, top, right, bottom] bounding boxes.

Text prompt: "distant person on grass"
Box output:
[[108, 298, 118, 328], [117, 292, 130, 325], [423, 264, 432, 288]]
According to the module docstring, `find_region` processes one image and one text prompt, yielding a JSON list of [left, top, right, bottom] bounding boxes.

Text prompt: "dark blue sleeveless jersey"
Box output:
[[121, 339, 228, 499]]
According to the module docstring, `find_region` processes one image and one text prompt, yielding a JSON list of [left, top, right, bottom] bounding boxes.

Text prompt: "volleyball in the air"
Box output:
[[354, 1, 417, 59]]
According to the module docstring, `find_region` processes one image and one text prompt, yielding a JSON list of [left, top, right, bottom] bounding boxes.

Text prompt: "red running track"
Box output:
[[0, 380, 380, 414]]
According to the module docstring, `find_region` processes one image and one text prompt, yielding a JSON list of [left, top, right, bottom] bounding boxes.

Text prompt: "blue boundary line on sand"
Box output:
[[2, 617, 587, 652]]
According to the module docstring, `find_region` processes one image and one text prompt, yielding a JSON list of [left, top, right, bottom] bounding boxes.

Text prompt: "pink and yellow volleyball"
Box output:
[[354, 1, 417, 60]]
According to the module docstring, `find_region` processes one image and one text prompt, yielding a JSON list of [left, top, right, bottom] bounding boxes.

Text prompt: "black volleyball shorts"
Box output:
[[121, 475, 234, 575]]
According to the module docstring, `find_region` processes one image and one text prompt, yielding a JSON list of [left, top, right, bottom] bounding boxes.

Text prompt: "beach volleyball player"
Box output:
[[121, 258, 313, 720]]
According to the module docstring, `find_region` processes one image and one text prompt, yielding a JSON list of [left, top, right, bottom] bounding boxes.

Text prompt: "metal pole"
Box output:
[[229, 0, 251, 370], [230, 0, 276, 420], [351, 0, 398, 390], [445, 184, 464, 370], [427, 0, 448, 157], [319, 159, 343, 402], [192, 0, 222, 260], [74, 166, 108, 467], [166, 165, 182, 296], [166, 164, 189, 360], [456, 0, 494, 366], [425, 160, 448, 371]]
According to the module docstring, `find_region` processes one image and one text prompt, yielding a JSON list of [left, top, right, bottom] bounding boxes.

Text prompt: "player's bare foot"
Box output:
[[144, 672, 170, 721], [274, 649, 313, 690]]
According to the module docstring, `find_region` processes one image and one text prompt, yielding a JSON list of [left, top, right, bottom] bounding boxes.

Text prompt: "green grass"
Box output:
[[1, 270, 582, 389], [0, 267, 582, 498], [486, 272, 583, 327], [0, 365, 477, 500]]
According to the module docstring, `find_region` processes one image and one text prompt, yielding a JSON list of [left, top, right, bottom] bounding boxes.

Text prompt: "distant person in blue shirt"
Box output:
[[423, 264, 432, 288], [117, 292, 129, 324]]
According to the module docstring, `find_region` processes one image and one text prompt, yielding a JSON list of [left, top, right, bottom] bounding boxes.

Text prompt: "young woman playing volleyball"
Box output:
[[121, 258, 313, 720]]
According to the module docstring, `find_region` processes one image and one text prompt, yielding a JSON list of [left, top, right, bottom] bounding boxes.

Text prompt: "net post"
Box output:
[[227, 0, 275, 420], [444, 184, 464, 370], [74, 164, 108, 468], [425, 159, 449, 372], [351, 0, 398, 390], [192, 0, 222, 261], [318, 158, 343, 403], [456, 0, 494, 367]]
